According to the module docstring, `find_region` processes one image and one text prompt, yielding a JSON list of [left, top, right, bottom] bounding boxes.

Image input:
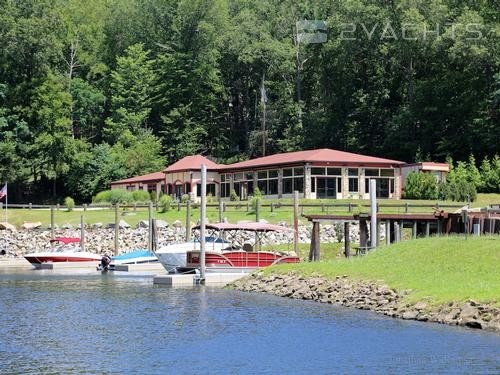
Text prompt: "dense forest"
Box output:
[[0, 0, 498, 202]]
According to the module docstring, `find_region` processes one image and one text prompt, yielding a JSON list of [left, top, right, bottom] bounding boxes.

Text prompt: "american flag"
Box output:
[[0, 184, 6, 200]]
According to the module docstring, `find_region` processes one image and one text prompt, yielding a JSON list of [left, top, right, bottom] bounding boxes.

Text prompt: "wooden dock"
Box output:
[[112, 263, 165, 272]]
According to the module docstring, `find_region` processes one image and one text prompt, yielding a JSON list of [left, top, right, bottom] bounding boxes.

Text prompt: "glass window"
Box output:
[[327, 168, 342, 176], [234, 172, 244, 181], [294, 177, 304, 193], [246, 173, 253, 180], [294, 167, 304, 176], [221, 183, 230, 198], [258, 171, 267, 179], [221, 174, 226, 182], [349, 178, 358, 192], [257, 180, 267, 194], [365, 169, 379, 177], [311, 167, 325, 175], [283, 178, 293, 194], [268, 179, 278, 194], [380, 169, 394, 177], [311, 177, 316, 193], [283, 168, 293, 177], [348, 168, 358, 176], [268, 170, 278, 178], [337, 178, 342, 193]]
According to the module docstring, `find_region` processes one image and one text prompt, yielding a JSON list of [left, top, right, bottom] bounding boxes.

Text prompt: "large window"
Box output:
[[282, 168, 304, 194], [220, 174, 231, 198], [257, 170, 278, 195], [349, 178, 358, 193]]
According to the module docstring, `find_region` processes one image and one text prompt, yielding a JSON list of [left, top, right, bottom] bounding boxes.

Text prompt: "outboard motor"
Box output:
[[99, 254, 112, 271]]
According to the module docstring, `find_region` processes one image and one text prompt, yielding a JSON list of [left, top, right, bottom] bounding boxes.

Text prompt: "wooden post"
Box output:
[[50, 206, 55, 240], [255, 199, 261, 222], [369, 179, 377, 249], [200, 164, 207, 280], [359, 218, 368, 252], [80, 215, 85, 252], [186, 199, 192, 241], [399, 220, 404, 241], [412, 221, 417, 239], [114, 204, 119, 255], [385, 220, 391, 245], [437, 219, 442, 236], [29, 203, 32, 210], [405, 202, 409, 213], [344, 222, 350, 258], [148, 201, 153, 252], [376, 220, 381, 247], [218, 198, 223, 223], [309, 221, 320, 261], [425, 221, 430, 237], [293, 191, 299, 256], [83, 203, 87, 212]]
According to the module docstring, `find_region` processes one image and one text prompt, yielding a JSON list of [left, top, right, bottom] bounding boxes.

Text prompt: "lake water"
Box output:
[[0, 270, 499, 374]]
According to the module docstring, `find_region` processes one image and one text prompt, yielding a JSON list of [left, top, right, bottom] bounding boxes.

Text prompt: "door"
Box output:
[[317, 178, 337, 199]]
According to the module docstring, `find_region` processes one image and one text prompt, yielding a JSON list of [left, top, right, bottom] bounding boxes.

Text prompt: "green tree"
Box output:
[[104, 43, 157, 143]]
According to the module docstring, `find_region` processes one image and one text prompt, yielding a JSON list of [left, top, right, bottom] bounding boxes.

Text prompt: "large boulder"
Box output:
[[155, 220, 169, 228], [21, 222, 42, 230], [0, 222, 16, 231], [136, 220, 149, 228]]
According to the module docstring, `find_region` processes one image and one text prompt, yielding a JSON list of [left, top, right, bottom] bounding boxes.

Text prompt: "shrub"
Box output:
[[93, 190, 111, 204], [206, 192, 214, 203], [230, 189, 239, 201], [403, 172, 438, 200], [159, 195, 172, 213], [108, 189, 133, 205], [64, 197, 75, 211], [181, 194, 190, 203], [251, 187, 262, 212], [132, 190, 150, 203]]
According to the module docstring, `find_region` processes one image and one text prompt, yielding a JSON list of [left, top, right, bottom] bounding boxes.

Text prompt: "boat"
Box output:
[[155, 236, 232, 273], [184, 222, 300, 274], [24, 237, 102, 268], [105, 249, 158, 271]]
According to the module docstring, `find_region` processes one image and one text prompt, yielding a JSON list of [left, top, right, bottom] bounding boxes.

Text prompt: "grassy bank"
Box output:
[[269, 236, 500, 306], [1, 193, 498, 228]]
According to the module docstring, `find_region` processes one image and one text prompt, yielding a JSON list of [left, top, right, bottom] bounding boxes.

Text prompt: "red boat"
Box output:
[[185, 222, 300, 273], [24, 237, 102, 268]]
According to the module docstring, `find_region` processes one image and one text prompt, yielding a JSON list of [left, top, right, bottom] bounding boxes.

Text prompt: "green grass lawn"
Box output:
[[1, 193, 498, 228], [268, 236, 500, 306]]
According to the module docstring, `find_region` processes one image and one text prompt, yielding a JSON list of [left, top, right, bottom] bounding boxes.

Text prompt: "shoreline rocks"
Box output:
[[229, 272, 500, 333]]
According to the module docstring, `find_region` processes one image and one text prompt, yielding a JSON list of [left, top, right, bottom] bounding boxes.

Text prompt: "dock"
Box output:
[[153, 272, 247, 286], [0, 258, 32, 269], [38, 261, 100, 270], [113, 263, 165, 272]]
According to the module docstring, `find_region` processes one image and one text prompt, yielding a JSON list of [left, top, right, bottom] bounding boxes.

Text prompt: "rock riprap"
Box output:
[[229, 272, 500, 332]]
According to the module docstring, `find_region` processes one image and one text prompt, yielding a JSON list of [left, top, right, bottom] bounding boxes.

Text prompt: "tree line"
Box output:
[[0, 0, 498, 203]]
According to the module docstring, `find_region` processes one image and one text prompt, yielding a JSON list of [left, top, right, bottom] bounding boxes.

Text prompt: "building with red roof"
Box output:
[[110, 148, 416, 200], [402, 162, 450, 184]]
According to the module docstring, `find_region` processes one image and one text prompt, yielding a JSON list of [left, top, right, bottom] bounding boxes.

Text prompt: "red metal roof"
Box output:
[[220, 148, 404, 170], [50, 237, 80, 244], [110, 171, 165, 185], [164, 155, 221, 173]]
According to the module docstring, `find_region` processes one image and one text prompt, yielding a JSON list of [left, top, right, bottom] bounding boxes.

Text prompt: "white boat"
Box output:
[[155, 236, 231, 273], [24, 237, 102, 268]]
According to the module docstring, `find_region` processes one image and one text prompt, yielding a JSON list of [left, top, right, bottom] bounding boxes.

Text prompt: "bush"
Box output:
[[403, 172, 438, 200], [206, 192, 214, 203], [109, 189, 133, 205], [439, 180, 476, 202], [181, 194, 190, 203], [251, 187, 262, 212], [93, 190, 111, 204], [132, 190, 151, 203], [64, 197, 75, 211], [230, 189, 239, 201], [159, 195, 172, 213]]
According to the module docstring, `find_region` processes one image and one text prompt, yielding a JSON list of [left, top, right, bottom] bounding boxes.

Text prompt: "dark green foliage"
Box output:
[[403, 172, 438, 200], [0, 0, 498, 202]]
